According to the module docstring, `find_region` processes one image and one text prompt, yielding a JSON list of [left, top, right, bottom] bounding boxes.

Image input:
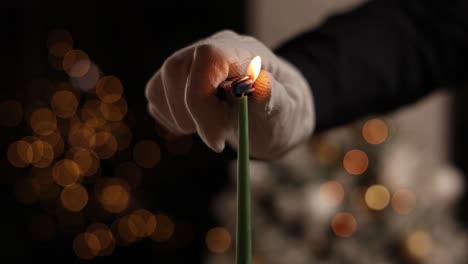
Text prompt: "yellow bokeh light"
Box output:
[[63, 49, 91, 78], [30, 108, 57, 136], [319, 181, 345, 207], [61, 183, 89, 212], [343, 149, 368, 175], [96, 76, 124, 103], [331, 212, 357, 238], [52, 159, 82, 187], [206, 227, 231, 253], [0, 100, 23, 127], [99, 98, 128, 122], [150, 214, 175, 242], [98, 178, 130, 213], [73, 232, 101, 260], [133, 140, 161, 168], [362, 118, 389, 145], [87, 223, 115, 256], [365, 185, 390, 210], [391, 189, 417, 215], [406, 230, 432, 259], [51, 90, 78, 118]]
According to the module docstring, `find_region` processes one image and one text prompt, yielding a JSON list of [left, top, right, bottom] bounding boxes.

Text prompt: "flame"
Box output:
[[246, 56, 262, 82]]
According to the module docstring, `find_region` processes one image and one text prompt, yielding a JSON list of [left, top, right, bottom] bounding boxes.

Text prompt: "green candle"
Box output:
[[236, 94, 252, 264]]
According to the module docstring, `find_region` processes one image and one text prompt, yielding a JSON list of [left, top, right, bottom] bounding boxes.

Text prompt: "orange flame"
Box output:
[[246, 56, 261, 82]]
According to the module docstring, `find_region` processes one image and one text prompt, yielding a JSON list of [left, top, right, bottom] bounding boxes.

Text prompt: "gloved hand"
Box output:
[[145, 30, 315, 159]]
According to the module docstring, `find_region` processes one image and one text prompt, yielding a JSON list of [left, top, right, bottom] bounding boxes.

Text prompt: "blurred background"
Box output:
[[2, 1, 468, 263]]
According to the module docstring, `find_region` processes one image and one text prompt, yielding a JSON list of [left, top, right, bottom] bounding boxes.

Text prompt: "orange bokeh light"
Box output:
[[150, 214, 175, 242], [90, 131, 118, 159], [61, 183, 89, 212], [63, 49, 91, 78], [331, 212, 357, 238], [206, 227, 231, 253], [52, 159, 82, 187], [30, 108, 57, 136], [98, 178, 130, 214], [87, 223, 115, 256], [96, 76, 124, 103], [73, 232, 101, 260], [343, 149, 369, 175], [362, 118, 389, 145], [99, 98, 128, 122], [51, 90, 78, 118]]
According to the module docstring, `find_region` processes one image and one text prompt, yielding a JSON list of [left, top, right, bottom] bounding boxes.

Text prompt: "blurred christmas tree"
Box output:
[[207, 112, 468, 264]]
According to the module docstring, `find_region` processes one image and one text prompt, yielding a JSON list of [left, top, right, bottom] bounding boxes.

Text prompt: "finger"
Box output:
[[161, 47, 197, 133], [145, 70, 182, 134], [185, 44, 231, 152]]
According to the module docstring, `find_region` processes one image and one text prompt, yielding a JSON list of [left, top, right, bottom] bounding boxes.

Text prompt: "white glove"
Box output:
[[145, 30, 315, 159]]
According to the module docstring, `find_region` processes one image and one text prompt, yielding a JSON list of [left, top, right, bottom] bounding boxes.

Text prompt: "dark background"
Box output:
[[1, 2, 245, 263]]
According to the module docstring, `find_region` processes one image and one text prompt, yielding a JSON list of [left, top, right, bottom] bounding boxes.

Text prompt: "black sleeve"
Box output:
[[276, 0, 468, 131]]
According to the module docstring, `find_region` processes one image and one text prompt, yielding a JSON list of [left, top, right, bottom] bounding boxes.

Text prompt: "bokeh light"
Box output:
[[7, 140, 32, 168], [32, 140, 54, 168], [98, 178, 130, 213], [103, 122, 132, 150], [131, 209, 157, 237], [73, 232, 101, 260], [0, 100, 23, 127], [71, 63, 101, 92], [343, 149, 368, 175], [67, 148, 100, 177], [90, 131, 118, 159], [406, 230, 432, 259], [52, 159, 82, 187], [206, 227, 231, 253], [391, 189, 417, 215], [87, 223, 115, 256], [115, 216, 138, 245], [30, 108, 57, 136], [80, 99, 106, 128], [68, 124, 96, 149], [63, 49, 91, 78], [60, 183, 89, 212], [362, 118, 389, 144], [133, 140, 161, 168], [96, 76, 124, 103], [150, 214, 175, 242], [331, 212, 357, 238], [365, 185, 390, 210], [51, 90, 78, 118], [319, 181, 345, 207], [99, 98, 128, 122]]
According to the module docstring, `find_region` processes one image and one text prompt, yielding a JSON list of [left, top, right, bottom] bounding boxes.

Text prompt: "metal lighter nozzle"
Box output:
[[216, 75, 255, 99]]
